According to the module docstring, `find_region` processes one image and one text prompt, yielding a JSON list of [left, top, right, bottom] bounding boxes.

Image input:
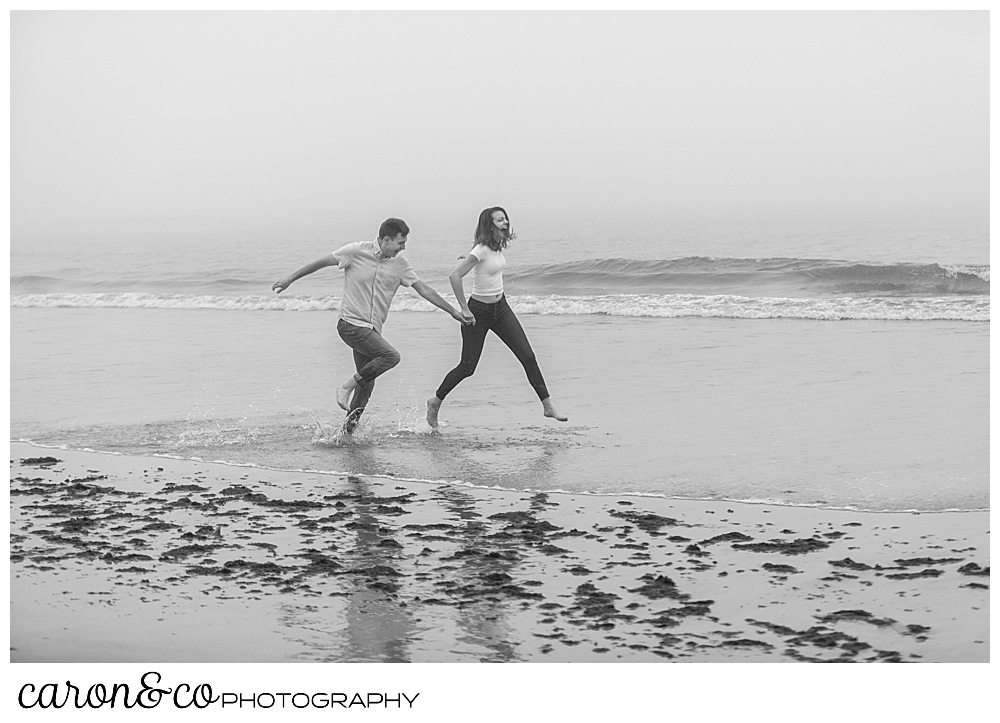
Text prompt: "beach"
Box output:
[[9, 229, 990, 664], [11, 441, 989, 663]]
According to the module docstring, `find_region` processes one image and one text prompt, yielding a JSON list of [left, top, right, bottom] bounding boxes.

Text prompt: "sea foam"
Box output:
[[11, 291, 988, 321]]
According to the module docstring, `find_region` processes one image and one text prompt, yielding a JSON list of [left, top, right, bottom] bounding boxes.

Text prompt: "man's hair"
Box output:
[[379, 217, 410, 240]]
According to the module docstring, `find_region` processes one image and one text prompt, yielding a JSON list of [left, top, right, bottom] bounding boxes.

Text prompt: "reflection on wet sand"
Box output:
[[337, 440, 563, 662], [336, 475, 414, 662], [433, 487, 519, 662], [423, 441, 567, 662]]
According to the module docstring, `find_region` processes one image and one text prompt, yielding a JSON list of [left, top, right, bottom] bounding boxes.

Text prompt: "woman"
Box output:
[[426, 207, 567, 428]]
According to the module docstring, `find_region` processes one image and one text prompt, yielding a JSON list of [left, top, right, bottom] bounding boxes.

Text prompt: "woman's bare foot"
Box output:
[[542, 398, 567, 422], [426, 396, 442, 428]]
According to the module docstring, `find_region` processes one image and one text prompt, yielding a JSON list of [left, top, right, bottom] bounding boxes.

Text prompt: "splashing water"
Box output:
[[305, 407, 395, 447]]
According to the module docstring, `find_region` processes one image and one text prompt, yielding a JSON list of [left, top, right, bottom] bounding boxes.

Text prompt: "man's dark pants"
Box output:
[[337, 319, 401, 431]]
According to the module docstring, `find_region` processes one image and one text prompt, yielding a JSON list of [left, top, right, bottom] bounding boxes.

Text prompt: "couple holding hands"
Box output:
[[273, 207, 566, 434]]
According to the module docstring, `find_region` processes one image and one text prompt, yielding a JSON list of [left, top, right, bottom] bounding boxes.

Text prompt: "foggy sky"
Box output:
[[10, 11, 989, 233]]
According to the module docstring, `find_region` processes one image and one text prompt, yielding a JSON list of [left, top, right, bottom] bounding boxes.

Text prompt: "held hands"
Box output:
[[454, 308, 475, 326]]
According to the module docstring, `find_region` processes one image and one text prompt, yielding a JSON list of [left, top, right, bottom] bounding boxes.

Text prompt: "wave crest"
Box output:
[[506, 257, 990, 296]]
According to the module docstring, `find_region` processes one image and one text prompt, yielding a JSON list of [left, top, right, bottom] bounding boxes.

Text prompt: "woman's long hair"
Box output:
[[473, 207, 516, 251]]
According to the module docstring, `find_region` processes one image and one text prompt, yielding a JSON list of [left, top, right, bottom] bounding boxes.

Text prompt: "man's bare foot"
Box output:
[[336, 380, 357, 411], [542, 398, 568, 422], [342, 409, 361, 435], [426, 396, 442, 428]]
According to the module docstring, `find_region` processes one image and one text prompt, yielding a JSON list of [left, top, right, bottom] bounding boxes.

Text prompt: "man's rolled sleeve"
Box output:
[[400, 264, 420, 288], [332, 243, 357, 269]]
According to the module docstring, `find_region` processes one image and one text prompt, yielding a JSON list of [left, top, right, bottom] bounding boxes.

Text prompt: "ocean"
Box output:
[[9, 212, 989, 513]]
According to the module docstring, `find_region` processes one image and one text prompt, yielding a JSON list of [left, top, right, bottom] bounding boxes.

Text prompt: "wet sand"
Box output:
[[10, 442, 989, 663]]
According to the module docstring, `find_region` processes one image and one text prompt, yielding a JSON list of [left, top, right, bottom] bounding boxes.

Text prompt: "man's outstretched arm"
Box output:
[[273, 255, 338, 293], [411, 281, 469, 324]]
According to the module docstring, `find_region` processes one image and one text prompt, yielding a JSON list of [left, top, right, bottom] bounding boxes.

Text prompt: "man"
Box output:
[[273, 217, 468, 433]]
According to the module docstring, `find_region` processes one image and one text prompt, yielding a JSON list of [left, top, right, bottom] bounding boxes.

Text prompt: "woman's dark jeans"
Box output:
[[435, 295, 549, 401]]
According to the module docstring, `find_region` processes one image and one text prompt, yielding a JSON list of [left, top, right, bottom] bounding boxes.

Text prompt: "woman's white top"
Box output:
[[469, 243, 506, 296]]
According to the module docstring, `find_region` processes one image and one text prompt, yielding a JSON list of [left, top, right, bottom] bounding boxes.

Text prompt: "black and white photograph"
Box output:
[[9, 7, 989, 685]]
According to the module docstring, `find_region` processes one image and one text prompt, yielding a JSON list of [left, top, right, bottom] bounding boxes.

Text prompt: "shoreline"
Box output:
[[10, 438, 987, 516], [10, 441, 990, 663]]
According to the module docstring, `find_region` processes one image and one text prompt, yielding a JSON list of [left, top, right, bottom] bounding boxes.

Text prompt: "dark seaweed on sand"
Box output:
[[10, 450, 985, 663], [608, 509, 682, 534], [733, 538, 831, 555], [957, 563, 990, 577]]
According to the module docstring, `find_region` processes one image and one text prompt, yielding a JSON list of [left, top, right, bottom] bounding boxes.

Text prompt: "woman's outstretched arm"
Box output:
[[448, 254, 480, 324]]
